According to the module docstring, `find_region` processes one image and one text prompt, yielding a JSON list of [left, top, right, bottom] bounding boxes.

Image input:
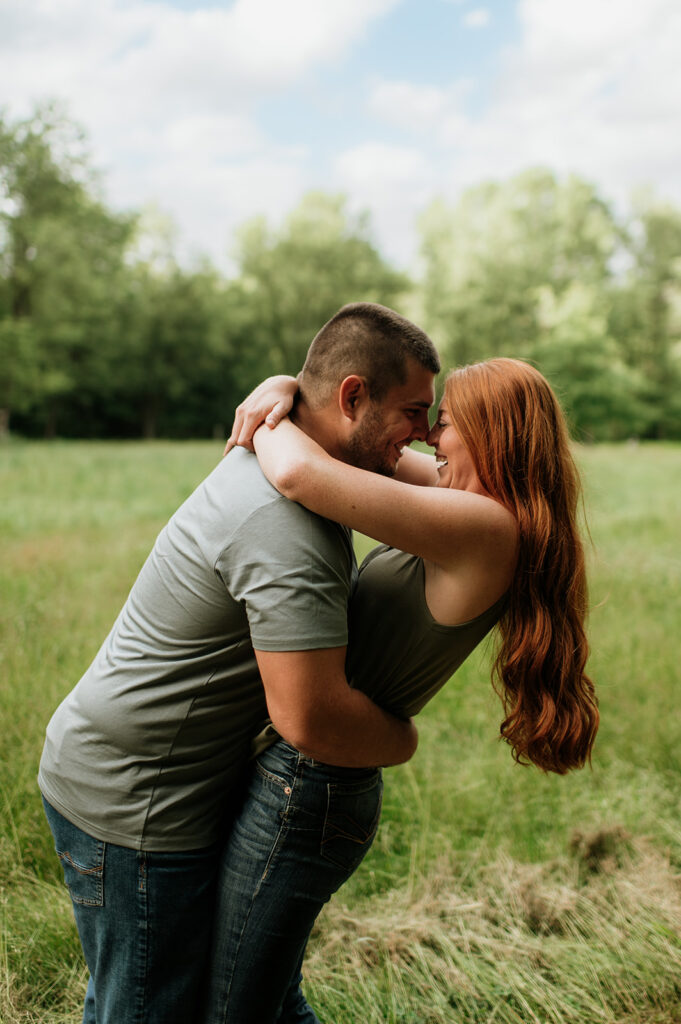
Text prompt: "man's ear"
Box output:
[[338, 375, 370, 421]]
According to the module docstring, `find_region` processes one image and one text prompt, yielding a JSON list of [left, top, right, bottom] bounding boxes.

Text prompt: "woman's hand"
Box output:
[[253, 417, 330, 500], [224, 375, 299, 455]]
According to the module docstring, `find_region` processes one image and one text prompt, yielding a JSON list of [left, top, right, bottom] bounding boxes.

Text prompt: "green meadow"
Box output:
[[1, 440, 680, 1023]]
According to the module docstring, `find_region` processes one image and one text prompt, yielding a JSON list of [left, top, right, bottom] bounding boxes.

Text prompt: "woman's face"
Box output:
[[427, 403, 479, 491]]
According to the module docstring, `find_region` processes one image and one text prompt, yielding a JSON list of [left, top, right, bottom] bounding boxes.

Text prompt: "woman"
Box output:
[[205, 358, 598, 1024]]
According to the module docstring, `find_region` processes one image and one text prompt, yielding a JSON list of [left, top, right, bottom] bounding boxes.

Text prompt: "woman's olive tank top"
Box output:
[[345, 545, 506, 717]]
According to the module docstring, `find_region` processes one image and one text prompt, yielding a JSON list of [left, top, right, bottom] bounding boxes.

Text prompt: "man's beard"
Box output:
[[342, 406, 397, 477]]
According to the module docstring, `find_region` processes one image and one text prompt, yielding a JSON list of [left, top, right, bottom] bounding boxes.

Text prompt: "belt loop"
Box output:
[[296, 750, 316, 775]]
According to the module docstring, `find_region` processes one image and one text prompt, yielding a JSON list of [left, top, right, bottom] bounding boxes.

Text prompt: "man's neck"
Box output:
[[291, 400, 343, 460]]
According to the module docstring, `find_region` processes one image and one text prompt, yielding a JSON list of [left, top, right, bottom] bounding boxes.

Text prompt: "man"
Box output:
[[39, 302, 439, 1023]]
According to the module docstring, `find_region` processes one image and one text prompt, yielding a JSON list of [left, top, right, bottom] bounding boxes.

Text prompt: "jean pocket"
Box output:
[[320, 772, 383, 872], [254, 758, 295, 795], [43, 800, 105, 907]]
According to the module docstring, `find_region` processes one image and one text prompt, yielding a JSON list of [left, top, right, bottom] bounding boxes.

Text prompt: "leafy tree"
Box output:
[[418, 169, 618, 369], [106, 260, 229, 438], [0, 318, 38, 438], [234, 192, 412, 378], [0, 104, 134, 436], [5, 102, 681, 443], [611, 194, 681, 437], [530, 283, 652, 440]]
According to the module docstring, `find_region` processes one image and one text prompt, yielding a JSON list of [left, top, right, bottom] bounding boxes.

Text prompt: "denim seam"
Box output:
[[56, 842, 105, 906], [264, 757, 301, 863], [219, 783, 295, 1023], [254, 761, 291, 789], [279, 756, 307, 827], [320, 777, 383, 869], [134, 851, 149, 1024], [57, 852, 103, 876], [326, 773, 382, 796]]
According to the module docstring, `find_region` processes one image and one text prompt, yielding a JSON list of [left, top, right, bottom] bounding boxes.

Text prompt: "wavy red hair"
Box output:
[[444, 358, 598, 773]]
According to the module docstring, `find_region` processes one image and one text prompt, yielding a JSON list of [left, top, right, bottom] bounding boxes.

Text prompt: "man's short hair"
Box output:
[[299, 302, 440, 408]]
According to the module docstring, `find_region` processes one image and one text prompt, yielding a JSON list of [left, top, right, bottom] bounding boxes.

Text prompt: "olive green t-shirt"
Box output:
[[253, 544, 506, 758], [345, 545, 505, 716], [39, 448, 356, 851]]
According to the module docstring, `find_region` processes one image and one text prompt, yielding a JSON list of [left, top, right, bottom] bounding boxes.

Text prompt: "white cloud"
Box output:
[[473, 0, 681, 204], [134, 152, 309, 269], [0, 0, 401, 101], [336, 142, 432, 186], [368, 79, 472, 142], [223, 0, 401, 76], [520, 0, 662, 65], [0, 0, 401, 268], [463, 8, 491, 28], [0, 0, 403, 141], [365, 0, 681, 258], [161, 114, 263, 160], [2, 0, 680, 273], [334, 143, 439, 267]]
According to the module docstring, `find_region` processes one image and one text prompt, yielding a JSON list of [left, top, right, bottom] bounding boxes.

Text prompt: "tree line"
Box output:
[[2, 106, 680, 442]]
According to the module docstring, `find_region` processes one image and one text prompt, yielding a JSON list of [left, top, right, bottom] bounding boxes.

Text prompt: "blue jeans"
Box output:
[[42, 797, 222, 1024], [205, 740, 384, 1024]]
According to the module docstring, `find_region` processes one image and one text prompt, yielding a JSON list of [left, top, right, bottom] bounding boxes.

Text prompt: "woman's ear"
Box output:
[[338, 375, 369, 420]]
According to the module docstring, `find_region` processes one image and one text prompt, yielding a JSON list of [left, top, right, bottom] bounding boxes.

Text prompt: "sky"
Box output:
[[1, 0, 680, 272]]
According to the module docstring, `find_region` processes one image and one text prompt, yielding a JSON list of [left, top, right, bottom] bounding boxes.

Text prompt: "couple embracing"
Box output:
[[39, 302, 598, 1023]]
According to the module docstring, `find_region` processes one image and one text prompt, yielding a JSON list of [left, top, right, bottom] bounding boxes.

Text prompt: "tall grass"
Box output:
[[306, 828, 681, 1023], [1, 440, 680, 1022]]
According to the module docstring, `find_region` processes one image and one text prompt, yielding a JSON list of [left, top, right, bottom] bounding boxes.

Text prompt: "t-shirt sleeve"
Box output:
[[216, 496, 354, 652]]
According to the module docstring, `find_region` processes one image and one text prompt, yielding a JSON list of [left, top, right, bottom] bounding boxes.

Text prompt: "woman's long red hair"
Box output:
[[445, 358, 598, 773]]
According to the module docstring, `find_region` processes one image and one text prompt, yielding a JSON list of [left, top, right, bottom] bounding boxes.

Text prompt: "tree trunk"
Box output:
[[142, 398, 158, 439], [0, 407, 9, 441], [44, 404, 58, 439]]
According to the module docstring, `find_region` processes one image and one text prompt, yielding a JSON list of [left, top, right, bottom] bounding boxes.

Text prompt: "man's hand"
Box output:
[[224, 375, 299, 456]]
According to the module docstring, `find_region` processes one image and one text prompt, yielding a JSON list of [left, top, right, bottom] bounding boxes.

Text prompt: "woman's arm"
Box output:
[[226, 375, 438, 484], [394, 447, 439, 487], [254, 419, 514, 568]]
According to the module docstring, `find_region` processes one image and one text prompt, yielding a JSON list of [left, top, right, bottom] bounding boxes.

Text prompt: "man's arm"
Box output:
[[255, 646, 418, 767]]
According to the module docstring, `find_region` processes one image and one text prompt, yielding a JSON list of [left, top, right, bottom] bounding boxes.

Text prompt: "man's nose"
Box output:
[[426, 419, 441, 446], [410, 412, 431, 443]]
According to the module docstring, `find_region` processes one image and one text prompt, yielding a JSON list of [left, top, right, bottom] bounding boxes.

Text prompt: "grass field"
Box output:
[[1, 440, 680, 1023]]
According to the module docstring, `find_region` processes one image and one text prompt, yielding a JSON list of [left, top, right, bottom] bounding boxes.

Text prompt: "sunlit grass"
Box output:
[[1, 440, 680, 1022]]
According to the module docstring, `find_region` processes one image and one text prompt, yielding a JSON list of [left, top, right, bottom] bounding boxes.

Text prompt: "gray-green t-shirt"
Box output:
[[38, 448, 356, 851], [252, 545, 506, 760], [345, 545, 505, 715]]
